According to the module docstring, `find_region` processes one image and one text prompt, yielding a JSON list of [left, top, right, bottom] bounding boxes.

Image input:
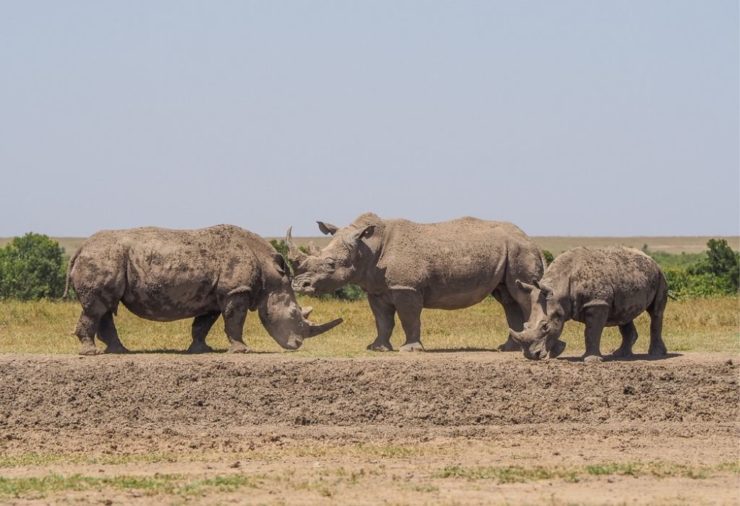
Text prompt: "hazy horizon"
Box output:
[[1, 1, 737, 237]]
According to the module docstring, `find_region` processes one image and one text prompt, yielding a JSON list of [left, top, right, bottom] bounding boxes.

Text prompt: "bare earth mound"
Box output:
[[1, 353, 738, 504]]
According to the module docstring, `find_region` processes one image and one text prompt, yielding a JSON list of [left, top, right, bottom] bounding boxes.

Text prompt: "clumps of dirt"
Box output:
[[0, 353, 736, 454]]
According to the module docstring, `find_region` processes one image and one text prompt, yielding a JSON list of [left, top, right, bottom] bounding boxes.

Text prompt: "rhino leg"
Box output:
[[187, 312, 220, 353], [97, 312, 129, 354], [493, 287, 523, 352], [648, 286, 668, 357], [366, 294, 395, 351], [613, 322, 638, 358], [582, 305, 609, 363], [74, 309, 101, 355], [393, 290, 424, 352], [222, 294, 250, 353]]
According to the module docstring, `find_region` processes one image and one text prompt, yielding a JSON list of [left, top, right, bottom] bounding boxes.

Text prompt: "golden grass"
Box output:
[[0, 296, 737, 356]]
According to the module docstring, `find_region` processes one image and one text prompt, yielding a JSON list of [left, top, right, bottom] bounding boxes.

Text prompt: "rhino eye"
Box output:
[[326, 260, 336, 270]]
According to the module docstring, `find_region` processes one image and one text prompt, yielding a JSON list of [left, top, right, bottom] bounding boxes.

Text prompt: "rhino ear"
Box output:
[[346, 225, 375, 246], [317, 221, 339, 236]]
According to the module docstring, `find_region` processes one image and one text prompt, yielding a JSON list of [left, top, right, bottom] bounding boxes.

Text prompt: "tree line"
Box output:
[[0, 233, 736, 301]]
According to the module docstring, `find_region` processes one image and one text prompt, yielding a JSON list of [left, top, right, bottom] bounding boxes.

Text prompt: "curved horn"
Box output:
[[301, 306, 313, 319], [515, 279, 536, 293], [307, 318, 343, 338], [508, 328, 524, 343], [539, 282, 554, 297], [285, 227, 308, 265]]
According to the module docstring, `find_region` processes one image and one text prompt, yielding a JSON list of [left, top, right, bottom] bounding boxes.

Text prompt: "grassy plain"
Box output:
[[0, 295, 736, 356]]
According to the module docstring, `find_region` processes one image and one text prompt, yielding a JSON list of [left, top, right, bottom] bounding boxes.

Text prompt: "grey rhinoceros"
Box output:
[[286, 212, 547, 352], [509, 246, 669, 362], [65, 225, 342, 355]]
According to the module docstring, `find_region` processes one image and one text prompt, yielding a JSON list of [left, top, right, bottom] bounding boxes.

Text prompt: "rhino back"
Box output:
[[377, 218, 541, 306], [547, 247, 662, 324], [73, 225, 263, 321]]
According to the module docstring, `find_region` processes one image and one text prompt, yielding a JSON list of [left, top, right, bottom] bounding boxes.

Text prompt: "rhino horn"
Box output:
[[306, 317, 344, 338], [301, 306, 313, 319], [285, 227, 308, 265], [508, 328, 523, 343]]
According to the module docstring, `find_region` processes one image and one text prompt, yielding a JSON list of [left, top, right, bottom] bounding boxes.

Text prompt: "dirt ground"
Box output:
[[0, 352, 738, 505]]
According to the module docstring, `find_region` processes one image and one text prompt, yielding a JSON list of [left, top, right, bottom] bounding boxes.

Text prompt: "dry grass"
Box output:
[[0, 296, 736, 356]]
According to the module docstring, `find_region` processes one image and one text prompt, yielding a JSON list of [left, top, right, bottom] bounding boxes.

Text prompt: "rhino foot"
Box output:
[[227, 342, 250, 354], [399, 342, 425, 353], [187, 342, 215, 354], [611, 347, 633, 359], [497, 338, 522, 352], [367, 340, 393, 352], [78, 346, 101, 356], [648, 344, 667, 357], [583, 354, 604, 364], [548, 340, 567, 359], [104, 345, 130, 354]]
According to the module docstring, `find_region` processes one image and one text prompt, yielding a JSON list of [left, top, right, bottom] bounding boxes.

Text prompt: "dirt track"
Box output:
[[1, 352, 738, 504]]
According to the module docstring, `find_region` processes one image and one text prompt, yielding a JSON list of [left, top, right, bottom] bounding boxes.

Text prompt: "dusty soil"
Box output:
[[0, 352, 738, 504]]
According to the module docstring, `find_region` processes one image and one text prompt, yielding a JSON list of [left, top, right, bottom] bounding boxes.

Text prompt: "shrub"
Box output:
[[0, 233, 67, 300]]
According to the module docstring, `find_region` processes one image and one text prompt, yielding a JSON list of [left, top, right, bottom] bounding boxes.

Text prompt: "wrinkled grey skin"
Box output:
[[65, 225, 342, 355], [287, 213, 546, 352], [510, 247, 669, 362]]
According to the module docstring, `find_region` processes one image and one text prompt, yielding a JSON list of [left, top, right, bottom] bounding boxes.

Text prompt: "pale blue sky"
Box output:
[[0, 1, 737, 237]]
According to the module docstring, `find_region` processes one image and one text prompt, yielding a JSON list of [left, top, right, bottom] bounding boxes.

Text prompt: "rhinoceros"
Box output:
[[509, 246, 668, 362], [65, 225, 342, 355], [286, 212, 546, 352]]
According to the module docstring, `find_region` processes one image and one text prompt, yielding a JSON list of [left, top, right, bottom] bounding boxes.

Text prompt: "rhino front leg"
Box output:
[[187, 312, 220, 353], [392, 290, 424, 352], [97, 312, 129, 354], [493, 287, 523, 352], [612, 321, 638, 358], [222, 295, 250, 353], [582, 303, 609, 363], [367, 294, 395, 351]]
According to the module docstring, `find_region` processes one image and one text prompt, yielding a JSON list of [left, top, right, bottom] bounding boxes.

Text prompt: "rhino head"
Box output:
[[508, 279, 567, 360], [285, 213, 381, 295], [257, 254, 343, 350]]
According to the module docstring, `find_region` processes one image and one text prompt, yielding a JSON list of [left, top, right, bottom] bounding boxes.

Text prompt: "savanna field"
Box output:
[[0, 236, 738, 505]]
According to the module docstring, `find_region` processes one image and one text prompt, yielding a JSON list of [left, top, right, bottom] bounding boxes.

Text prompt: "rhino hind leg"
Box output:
[[222, 295, 250, 353], [74, 310, 101, 355], [493, 287, 523, 352], [97, 312, 129, 354], [648, 287, 668, 357], [613, 322, 638, 358], [393, 290, 425, 352], [366, 294, 395, 351], [187, 312, 220, 353]]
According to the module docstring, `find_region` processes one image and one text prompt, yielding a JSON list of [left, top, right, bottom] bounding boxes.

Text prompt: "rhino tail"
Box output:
[[62, 249, 81, 299]]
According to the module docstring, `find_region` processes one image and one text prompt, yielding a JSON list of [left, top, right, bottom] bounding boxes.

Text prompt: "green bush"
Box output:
[[650, 239, 739, 298], [687, 239, 739, 293], [0, 233, 67, 300], [542, 250, 554, 265]]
